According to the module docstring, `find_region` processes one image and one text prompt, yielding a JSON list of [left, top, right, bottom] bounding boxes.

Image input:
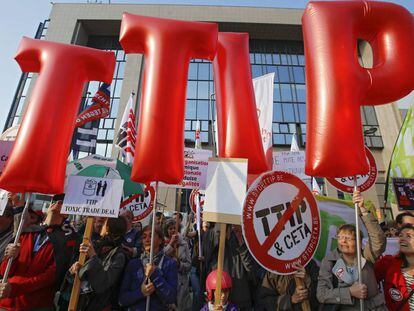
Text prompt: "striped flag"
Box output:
[[195, 120, 201, 149], [72, 83, 111, 157], [116, 94, 136, 164]]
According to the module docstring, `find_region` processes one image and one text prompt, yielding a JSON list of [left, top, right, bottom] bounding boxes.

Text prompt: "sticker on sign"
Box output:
[[327, 147, 377, 193], [62, 175, 124, 218], [120, 184, 155, 221], [242, 171, 320, 275]]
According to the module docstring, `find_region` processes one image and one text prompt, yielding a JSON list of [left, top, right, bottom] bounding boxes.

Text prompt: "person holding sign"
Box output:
[[375, 224, 414, 311], [65, 217, 127, 310], [258, 261, 319, 310], [119, 225, 178, 310], [317, 191, 387, 310]]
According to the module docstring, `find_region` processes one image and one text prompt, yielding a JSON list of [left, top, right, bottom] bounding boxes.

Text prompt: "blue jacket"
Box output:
[[119, 252, 178, 310], [200, 302, 238, 311]]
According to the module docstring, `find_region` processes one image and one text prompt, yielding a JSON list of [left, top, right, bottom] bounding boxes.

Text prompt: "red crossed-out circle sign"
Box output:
[[242, 171, 320, 275], [189, 188, 205, 214], [327, 147, 377, 193], [120, 184, 155, 222]]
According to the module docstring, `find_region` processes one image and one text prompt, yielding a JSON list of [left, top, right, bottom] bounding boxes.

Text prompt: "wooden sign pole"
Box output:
[[214, 223, 227, 307], [294, 276, 311, 311], [68, 216, 94, 311]]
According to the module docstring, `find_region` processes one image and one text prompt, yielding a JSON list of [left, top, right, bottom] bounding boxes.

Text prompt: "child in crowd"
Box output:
[[201, 269, 238, 311]]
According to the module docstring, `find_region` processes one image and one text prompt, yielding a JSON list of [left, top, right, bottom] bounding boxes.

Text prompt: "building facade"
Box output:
[[4, 3, 404, 216]]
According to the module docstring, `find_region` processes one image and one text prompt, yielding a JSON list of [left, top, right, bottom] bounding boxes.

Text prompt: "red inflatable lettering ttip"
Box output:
[[213, 33, 269, 174], [303, 1, 414, 177], [0, 38, 115, 194], [119, 13, 218, 184]]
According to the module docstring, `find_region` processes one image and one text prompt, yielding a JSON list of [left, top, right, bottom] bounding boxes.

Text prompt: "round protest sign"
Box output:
[[189, 188, 205, 214], [327, 147, 377, 193], [242, 171, 320, 275], [120, 184, 155, 221]]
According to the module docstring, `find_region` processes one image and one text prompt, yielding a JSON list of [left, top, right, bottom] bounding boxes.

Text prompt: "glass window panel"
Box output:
[[298, 55, 305, 65], [88, 81, 100, 96], [188, 63, 198, 80], [186, 100, 196, 119], [107, 129, 114, 140], [361, 108, 367, 124], [201, 121, 209, 131], [22, 80, 31, 96], [251, 65, 263, 78], [282, 104, 295, 122], [364, 106, 378, 125], [298, 104, 306, 123], [371, 136, 383, 148], [265, 54, 273, 64], [209, 81, 215, 95], [114, 82, 122, 97], [280, 84, 293, 102], [255, 53, 263, 64], [198, 63, 210, 80], [266, 66, 276, 75], [280, 54, 288, 65], [187, 81, 197, 99], [209, 65, 213, 81], [110, 98, 119, 118], [286, 134, 293, 144], [117, 50, 125, 61], [274, 84, 281, 102], [117, 61, 125, 78], [250, 53, 255, 64], [98, 129, 106, 140], [289, 123, 297, 133], [197, 81, 209, 99], [185, 121, 191, 130], [197, 100, 209, 119], [274, 133, 285, 145], [96, 143, 106, 156], [201, 132, 208, 143], [185, 131, 195, 142], [273, 54, 281, 65], [99, 119, 105, 128], [104, 119, 114, 129], [273, 123, 279, 133], [296, 85, 306, 102], [301, 124, 306, 134], [293, 66, 305, 83], [280, 123, 289, 133], [192, 120, 198, 130], [16, 97, 25, 114], [301, 134, 306, 145], [291, 54, 299, 65], [277, 66, 290, 83], [273, 103, 283, 122], [105, 144, 113, 157]]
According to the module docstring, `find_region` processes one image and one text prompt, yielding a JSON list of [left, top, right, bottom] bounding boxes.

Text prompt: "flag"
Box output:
[[116, 94, 136, 164], [72, 83, 111, 157], [312, 177, 322, 195], [253, 73, 275, 168], [75, 83, 111, 128], [385, 101, 414, 205], [290, 131, 300, 152], [195, 120, 201, 149]]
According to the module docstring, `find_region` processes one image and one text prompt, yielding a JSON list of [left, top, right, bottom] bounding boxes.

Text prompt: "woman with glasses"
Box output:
[[375, 223, 414, 311], [317, 191, 387, 310]]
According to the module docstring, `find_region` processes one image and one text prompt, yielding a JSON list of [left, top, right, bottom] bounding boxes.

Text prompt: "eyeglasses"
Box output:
[[336, 235, 355, 242]]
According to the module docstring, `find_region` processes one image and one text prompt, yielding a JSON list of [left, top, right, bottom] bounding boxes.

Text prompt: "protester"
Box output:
[[155, 212, 165, 227], [0, 200, 75, 310], [259, 261, 319, 310], [317, 190, 387, 310], [396, 212, 414, 228], [164, 218, 192, 311], [66, 216, 128, 310], [119, 225, 177, 310], [120, 210, 141, 258], [0, 206, 14, 262], [132, 221, 142, 233], [173, 211, 184, 234], [201, 269, 238, 311], [375, 223, 414, 310]]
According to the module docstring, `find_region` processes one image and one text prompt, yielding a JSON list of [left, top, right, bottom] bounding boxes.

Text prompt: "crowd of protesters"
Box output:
[[0, 191, 413, 310]]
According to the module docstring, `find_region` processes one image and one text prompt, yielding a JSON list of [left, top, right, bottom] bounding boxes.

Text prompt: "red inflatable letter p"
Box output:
[[303, 1, 414, 177], [0, 38, 115, 194]]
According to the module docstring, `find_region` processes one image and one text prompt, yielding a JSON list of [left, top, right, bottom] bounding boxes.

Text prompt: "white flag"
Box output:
[[290, 132, 300, 152], [195, 120, 201, 149], [253, 73, 275, 166], [115, 94, 136, 164], [312, 177, 322, 195]]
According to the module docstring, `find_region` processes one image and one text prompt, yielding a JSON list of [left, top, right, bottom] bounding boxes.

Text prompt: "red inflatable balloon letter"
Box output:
[[119, 13, 218, 184], [213, 33, 269, 174], [0, 37, 115, 194], [303, 1, 414, 177]]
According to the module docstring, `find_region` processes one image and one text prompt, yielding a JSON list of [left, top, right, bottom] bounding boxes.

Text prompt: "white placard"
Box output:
[[0, 141, 13, 176], [62, 176, 123, 218], [161, 148, 212, 190], [0, 190, 8, 216], [273, 151, 309, 180], [203, 158, 248, 225]]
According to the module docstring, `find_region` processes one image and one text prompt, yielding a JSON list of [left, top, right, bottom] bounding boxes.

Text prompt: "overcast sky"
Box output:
[[1, 0, 413, 130]]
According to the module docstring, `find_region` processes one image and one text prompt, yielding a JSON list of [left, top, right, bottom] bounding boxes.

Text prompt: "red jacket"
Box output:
[[375, 255, 414, 311], [0, 231, 56, 310]]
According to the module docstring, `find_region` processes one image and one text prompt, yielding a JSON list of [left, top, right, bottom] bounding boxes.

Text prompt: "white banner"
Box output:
[[273, 151, 309, 180], [0, 141, 13, 176], [161, 148, 212, 190], [253, 73, 275, 164], [62, 176, 123, 218], [0, 190, 8, 216]]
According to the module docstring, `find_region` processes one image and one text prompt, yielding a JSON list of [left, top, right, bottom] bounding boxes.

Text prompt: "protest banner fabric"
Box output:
[[392, 177, 414, 210], [253, 73, 275, 167], [115, 94, 136, 164], [0, 141, 13, 176], [272, 151, 308, 180], [62, 175, 123, 218]]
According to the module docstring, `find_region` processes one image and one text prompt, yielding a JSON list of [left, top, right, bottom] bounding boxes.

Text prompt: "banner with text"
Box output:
[[62, 175, 123, 218]]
